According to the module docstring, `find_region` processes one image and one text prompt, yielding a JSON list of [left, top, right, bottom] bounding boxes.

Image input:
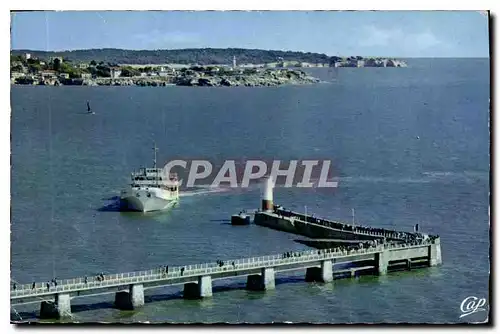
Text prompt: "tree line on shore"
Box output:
[[11, 48, 343, 66]]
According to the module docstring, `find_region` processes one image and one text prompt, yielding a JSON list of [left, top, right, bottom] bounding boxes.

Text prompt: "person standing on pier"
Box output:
[[166, 266, 169, 274], [180, 267, 185, 276], [13, 283, 16, 290], [32, 282, 35, 290], [46, 282, 50, 291], [84, 276, 88, 284]]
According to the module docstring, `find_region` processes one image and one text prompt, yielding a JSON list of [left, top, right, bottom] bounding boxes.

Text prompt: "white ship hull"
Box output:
[[120, 148, 180, 213], [120, 189, 177, 213]]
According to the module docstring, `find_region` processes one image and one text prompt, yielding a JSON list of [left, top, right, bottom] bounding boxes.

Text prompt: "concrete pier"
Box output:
[[305, 260, 333, 283], [39, 293, 71, 319], [247, 268, 275, 291], [254, 208, 419, 243], [183, 275, 213, 299], [375, 252, 388, 275], [12, 237, 441, 319], [114, 284, 144, 310]]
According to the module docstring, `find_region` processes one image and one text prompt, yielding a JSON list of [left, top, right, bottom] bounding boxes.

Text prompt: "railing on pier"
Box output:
[[10, 239, 438, 299]]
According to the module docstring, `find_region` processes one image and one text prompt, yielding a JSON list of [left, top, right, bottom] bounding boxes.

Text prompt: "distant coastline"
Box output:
[[10, 48, 409, 67], [11, 48, 408, 87]]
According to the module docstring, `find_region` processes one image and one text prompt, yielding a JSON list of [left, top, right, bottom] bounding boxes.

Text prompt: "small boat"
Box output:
[[231, 212, 251, 225], [87, 101, 95, 114]]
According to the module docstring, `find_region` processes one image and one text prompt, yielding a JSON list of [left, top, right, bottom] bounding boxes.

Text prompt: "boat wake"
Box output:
[[334, 171, 488, 185], [179, 186, 230, 198]]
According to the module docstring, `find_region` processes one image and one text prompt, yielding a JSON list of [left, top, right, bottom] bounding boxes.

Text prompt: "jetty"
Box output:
[[10, 238, 440, 319], [255, 176, 433, 244]]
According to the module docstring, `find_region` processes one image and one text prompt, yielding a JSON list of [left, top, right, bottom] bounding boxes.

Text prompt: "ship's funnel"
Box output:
[[261, 176, 274, 211]]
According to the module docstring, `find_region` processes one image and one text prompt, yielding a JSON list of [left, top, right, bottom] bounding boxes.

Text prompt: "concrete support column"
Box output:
[[39, 293, 71, 319], [114, 284, 144, 310], [199, 275, 213, 298], [305, 260, 333, 283], [429, 239, 442, 266], [375, 251, 388, 275], [246, 268, 275, 291], [184, 275, 213, 299], [131, 284, 145, 308], [322, 260, 333, 282], [262, 268, 275, 290]]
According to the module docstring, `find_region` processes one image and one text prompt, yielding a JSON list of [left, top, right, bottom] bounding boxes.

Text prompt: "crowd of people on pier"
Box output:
[[280, 235, 439, 260], [19, 278, 63, 292], [273, 207, 438, 243], [151, 260, 240, 279], [15, 273, 107, 292]]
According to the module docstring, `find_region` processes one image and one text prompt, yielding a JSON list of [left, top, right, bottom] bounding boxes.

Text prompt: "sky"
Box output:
[[10, 11, 489, 57]]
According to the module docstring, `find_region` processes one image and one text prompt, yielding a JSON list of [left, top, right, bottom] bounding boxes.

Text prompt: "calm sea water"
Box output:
[[10, 58, 490, 323]]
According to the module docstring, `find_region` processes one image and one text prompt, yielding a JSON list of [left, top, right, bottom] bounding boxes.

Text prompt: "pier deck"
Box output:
[[11, 238, 441, 319]]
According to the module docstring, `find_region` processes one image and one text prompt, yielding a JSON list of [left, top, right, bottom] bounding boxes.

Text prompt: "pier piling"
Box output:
[[247, 268, 275, 291], [183, 275, 213, 299], [114, 284, 144, 310], [375, 252, 388, 275], [305, 259, 333, 283], [39, 293, 71, 319]]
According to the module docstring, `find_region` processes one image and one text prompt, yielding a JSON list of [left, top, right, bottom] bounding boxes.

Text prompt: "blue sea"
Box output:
[[10, 58, 490, 323]]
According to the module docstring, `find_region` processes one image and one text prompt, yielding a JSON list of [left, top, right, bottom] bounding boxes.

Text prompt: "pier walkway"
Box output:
[[11, 237, 442, 319]]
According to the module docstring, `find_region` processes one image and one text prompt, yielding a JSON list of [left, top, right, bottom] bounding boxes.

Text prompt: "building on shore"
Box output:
[[41, 70, 57, 80], [110, 67, 122, 79], [10, 72, 25, 80], [158, 66, 176, 76], [50, 56, 63, 64], [159, 66, 175, 73]]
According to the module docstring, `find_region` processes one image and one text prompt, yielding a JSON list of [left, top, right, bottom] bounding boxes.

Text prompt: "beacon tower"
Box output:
[[261, 176, 274, 211]]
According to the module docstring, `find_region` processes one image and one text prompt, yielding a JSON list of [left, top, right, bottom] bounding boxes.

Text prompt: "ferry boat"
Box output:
[[120, 145, 179, 212]]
